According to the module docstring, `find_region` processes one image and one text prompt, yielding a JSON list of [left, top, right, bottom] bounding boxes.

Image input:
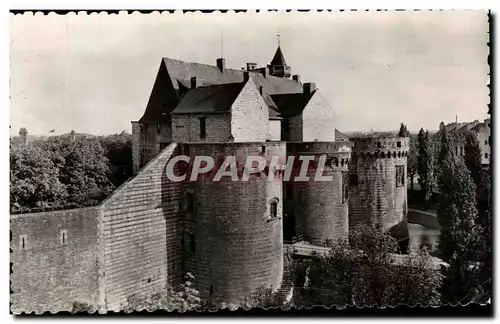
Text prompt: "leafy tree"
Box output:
[[98, 132, 133, 187], [293, 225, 443, 308], [417, 128, 434, 204], [124, 272, 201, 312], [398, 123, 410, 137], [18, 127, 28, 137], [463, 132, 483, 188], [10, 145, 67, 212], [407, 135, 418, 190], [436, 135, 480, 304]]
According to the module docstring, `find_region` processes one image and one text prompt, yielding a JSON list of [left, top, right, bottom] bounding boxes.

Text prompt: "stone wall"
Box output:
[[301, 90, 336, 142], [288, 142, 351, 245], [10, 207, 100, 314], [231, 78, 270, 142], [180, 142, 285, 305], [171, 113, 232, 143], [131, 121, 144, 174], [348, 137, 409, 240], [99, 143, 182, 311], [269, 119, 281, 141]]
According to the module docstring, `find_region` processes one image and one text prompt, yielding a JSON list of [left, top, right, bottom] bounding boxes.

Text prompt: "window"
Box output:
[[183, 232, 196, 254], [460, 147, 463, 155], [189, 233, 196, 254], [209, 285, 214, 297], [270, 201, 278, 218], [396, 165, 405, 187], [283, 119, 290, 133], [485, 140, 488, 145], [199, 117, 206, 139], [349, 174, 358, 186], [397, 141, 401, 148], [60, 230, 67, 245], [186, 192, 194, 213], [485, 153, 489, 159], [342, 172, 348, 203], [19, 235, 27, 250]]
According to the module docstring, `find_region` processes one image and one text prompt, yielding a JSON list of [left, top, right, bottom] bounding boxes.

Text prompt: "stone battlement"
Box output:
[[349, 136, 409, 157]]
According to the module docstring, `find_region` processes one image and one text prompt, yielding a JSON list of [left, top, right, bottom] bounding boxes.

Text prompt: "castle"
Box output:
[[10, 45, 409, 313]]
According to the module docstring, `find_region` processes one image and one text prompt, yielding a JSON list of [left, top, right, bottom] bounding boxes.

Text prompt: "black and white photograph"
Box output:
[[8, 8, 492, 316]]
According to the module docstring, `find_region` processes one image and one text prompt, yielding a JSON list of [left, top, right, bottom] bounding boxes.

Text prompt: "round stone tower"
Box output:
[[287, 141, 351, 246], [347, 136, 410, 241], [180, 142, 285, 306]]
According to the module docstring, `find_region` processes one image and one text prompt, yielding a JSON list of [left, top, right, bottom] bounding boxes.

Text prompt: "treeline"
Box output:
[[10, 132, 133, 213], [404, 121, 491, 304]]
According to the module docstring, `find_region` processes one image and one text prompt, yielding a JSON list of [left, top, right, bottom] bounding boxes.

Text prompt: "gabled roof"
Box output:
[[140, 57, 304, 122], [172, 83, 245, 114], [270, 46, 287, 66], [270, 90, 316, 117], [162, 58, 300, 94]]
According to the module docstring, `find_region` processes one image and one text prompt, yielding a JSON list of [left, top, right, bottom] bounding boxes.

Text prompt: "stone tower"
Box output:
[[269, 46, 291, 78], [288, 141, 351, 246], [348, 136, 410, 241]]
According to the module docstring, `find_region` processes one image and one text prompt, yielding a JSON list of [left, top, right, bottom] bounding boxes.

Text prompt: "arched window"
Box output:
[[268, 198, 280, 220]]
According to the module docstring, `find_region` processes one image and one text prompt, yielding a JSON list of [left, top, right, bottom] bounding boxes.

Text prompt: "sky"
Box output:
[[10, 10, 489, 136]]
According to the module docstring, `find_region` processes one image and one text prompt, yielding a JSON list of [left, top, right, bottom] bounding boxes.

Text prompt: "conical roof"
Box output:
[[270, 46, 287, 66]]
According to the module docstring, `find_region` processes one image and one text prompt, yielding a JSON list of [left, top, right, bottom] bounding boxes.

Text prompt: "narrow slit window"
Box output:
[[342, 171, 348, 203], [186, 192, 194, 213], [20, 235, 27, 250], [396, 165, 405, 187], [199, 117, 206, 139], [60, 230, 67, 245]]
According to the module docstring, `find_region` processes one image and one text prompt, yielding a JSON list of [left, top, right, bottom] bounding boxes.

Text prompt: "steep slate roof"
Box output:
[[270, 90, 316, 117], [172, 83, 245, 114], [270, 46, 287, 66], [163, 58, 301, 95], [137, 58, 304, 122]]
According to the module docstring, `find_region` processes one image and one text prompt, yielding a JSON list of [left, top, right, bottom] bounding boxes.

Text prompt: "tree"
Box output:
[[10, 145, 67, 212], [293, 225, 443, 308], [98, 132, 133, 187], [407, 135, 418, 190], [124, 272, 201, 312], [18, 127, 28, 137], [463, 132, 483, 188], [417, 128, 433, 205], [436, 133, 480, 304], [398, 123, 410, 137], [463, 132, 492, 302]]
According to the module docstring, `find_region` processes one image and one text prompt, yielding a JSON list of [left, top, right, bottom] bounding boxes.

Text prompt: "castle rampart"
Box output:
[[286, 141, 351, 245], [348, 136, 410, 241], [179, 142, 285, 305]]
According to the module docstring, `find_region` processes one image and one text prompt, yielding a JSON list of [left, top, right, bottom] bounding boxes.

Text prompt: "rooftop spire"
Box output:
[[269, 34, 291, 78]]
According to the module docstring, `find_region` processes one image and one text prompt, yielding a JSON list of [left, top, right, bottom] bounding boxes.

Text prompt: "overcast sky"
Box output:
[[10, 10, 489, 136]]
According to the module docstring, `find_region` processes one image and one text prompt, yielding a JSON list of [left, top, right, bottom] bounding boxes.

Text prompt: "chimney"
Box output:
[[216, 58, 225, 72], [246, 62, 257, 71], [243, 71, 250, 82], [303, 82, 316, 95], [190, 76, 199, 89], [292, 75, 301, 84], [260, 66, 269, 78]]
